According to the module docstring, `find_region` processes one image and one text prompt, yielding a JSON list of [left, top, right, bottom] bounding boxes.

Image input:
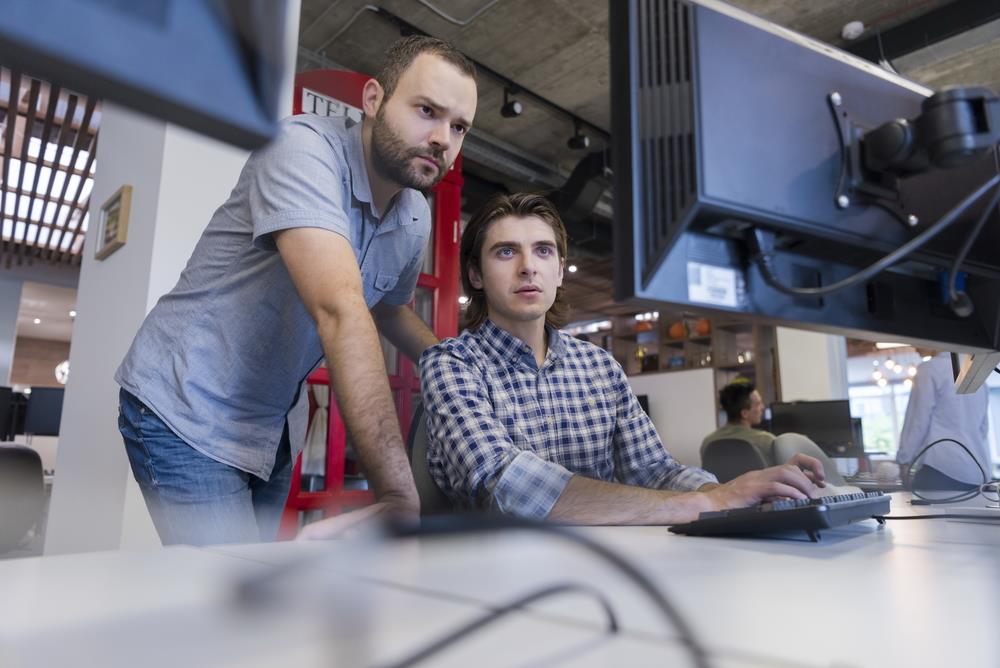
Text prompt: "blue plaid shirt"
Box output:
[[420, 319, 717, 519]]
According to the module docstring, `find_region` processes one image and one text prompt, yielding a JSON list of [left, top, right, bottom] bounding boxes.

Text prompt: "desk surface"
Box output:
[[2, 493, 998, 668]]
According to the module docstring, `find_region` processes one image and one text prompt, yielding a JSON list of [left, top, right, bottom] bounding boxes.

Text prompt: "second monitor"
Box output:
[[770, 400, 862, 458]]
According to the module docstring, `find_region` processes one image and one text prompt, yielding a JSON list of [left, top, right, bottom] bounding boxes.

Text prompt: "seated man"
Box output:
[[420, 193, 825, 523], [701, 382, 776, 464]]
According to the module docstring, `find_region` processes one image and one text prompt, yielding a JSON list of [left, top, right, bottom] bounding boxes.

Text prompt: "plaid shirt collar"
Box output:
[[473, 318, 568, 371]]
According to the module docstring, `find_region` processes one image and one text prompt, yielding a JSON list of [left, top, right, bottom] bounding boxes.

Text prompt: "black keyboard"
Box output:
[[668, 492, 890, 542]]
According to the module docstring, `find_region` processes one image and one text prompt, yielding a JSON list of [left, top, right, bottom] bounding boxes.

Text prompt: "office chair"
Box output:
[[700, 438, 769, 483], [406, 403, 455, 515], [772, 432, 848, 486], [0, 444, 44, 554]]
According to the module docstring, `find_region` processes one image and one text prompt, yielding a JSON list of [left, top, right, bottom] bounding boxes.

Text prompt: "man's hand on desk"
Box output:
[[701, 454, 827, 512], [296, 501, 418, 541]]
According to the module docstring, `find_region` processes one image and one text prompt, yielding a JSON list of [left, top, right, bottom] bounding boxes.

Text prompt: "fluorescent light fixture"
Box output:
[[875, 342, 908, 349]]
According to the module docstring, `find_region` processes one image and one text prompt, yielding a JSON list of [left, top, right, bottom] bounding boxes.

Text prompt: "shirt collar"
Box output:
[[345, 120, 374, 208], [474, 318, 567, 369]]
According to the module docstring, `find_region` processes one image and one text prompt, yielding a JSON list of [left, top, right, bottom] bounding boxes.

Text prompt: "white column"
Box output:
[[776, 327, 849, 401], [0, 277, 23, 386], [42, 104, 267, 553]]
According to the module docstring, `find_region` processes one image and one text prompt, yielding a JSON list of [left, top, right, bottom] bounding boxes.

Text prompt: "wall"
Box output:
[[776, 327, 849, 401], [628, 367, 717, 467], [10, 337, 70, 388]]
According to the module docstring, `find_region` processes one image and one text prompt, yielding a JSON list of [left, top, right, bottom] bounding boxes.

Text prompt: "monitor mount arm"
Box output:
[[829, 87, 1000, 392], [829, 86, 999, 227]]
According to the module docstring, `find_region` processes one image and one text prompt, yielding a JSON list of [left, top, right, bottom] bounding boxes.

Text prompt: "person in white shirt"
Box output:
[[897, 350, 991, 490]]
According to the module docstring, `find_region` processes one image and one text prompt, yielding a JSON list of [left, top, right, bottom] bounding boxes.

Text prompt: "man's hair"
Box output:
[[461, 192, 569, 331], [719, 381, 756, 422], [375, 35, 476, 101]]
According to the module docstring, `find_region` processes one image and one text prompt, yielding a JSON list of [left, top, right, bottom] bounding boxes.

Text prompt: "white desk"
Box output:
[[2, 493, 998, 667]]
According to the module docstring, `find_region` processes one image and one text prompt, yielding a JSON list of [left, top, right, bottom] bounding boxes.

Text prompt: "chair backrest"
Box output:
[[406, 403, 455, 515], [771, 432, 847, 486], [701, 438, 769, 483], [0, 444, 43, 553]]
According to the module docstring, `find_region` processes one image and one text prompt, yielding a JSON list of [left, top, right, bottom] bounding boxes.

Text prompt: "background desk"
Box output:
[[2, 493, 998, 667]]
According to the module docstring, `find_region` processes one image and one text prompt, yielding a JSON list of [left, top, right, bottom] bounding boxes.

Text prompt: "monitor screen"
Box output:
[[23, 388, 64, 437], [770, 400, 860, 457], [0, 0, 295, 148], [610, 0, 1000, 353]]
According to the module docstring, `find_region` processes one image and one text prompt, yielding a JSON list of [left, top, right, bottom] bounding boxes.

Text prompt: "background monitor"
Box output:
[[23, 388, 64, 437], [0, 0, 295, 148], [770, 400, 861, 458], [0, 386, 12, 441], [610, 0, 1000, 353]]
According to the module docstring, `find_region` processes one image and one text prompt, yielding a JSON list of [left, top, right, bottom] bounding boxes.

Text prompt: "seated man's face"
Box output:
[[746, 390, 765, 426], [469, 215, 564, 328]]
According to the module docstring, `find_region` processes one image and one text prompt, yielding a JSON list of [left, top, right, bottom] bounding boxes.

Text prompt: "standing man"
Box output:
[[419, 193, 824, 523], [700, 382, 776, 465], [897, 350, 992, 490], [116, 36, 478, 545]]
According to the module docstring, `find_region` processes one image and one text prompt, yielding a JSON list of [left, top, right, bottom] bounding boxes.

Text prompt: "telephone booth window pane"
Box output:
[[422, 193, 436, 275]]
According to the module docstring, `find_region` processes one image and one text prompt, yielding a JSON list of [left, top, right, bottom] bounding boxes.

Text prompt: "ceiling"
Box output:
[[297, 0, 1000, 324], [0, 67, 96, 268]]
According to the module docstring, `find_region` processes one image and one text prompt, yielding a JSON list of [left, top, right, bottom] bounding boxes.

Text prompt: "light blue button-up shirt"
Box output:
[[897, 353, 991, 484], [116, 115, 429, 479]]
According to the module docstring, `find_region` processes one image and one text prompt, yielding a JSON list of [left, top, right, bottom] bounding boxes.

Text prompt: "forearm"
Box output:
[[317, 307, 418, 511], [547, 475, 713, 525], [372, 303, 438, 363]]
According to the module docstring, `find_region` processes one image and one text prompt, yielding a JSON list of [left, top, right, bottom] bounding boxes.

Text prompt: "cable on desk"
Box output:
[[386, 515, 712, 668], [904, 438, 991, 505], [875, 514, 1000, 521], [378, 582, 618, 668]]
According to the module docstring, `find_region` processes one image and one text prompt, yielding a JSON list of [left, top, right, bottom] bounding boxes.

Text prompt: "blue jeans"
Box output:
[[118, 389, 293, 546]]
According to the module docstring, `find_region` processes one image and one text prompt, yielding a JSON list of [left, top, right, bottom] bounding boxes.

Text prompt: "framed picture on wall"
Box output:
[[94, 184, 132, 260]]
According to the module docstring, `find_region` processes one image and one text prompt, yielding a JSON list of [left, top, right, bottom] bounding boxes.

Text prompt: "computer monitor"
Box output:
[[0, 0, 295, 148], [0, 386, 12, 441], [23, 388, 64, 437], [770, 400, 861, 457], [610, 0, 1000, 354]]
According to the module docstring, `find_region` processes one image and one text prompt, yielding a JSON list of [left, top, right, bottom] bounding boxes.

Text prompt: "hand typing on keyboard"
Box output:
[[700, 453, 828, 514]]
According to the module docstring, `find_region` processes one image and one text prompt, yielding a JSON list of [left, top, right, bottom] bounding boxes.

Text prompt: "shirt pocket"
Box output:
[[364, 270, 399, 305]]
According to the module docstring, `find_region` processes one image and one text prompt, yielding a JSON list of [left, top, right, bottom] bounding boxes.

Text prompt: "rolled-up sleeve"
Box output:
[[421, 346, 573, 519]]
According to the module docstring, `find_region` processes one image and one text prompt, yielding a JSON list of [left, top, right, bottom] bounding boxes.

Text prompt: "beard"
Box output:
[[370, 108, 447, 192]]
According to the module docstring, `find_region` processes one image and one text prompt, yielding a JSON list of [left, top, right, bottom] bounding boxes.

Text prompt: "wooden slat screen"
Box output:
[[0, 66, 100, 267]]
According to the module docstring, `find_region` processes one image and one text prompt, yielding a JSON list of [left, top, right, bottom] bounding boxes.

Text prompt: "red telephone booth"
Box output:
[[278, 70, 462, 538]]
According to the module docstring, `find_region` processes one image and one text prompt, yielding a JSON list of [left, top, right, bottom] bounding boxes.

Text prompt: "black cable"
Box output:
[[386, 515, 712, 668], [903, 438, 989, 506], [946, 184, 1000, 316], [378, 582, 619, 668], [236, 515, 712, 668], [876, 514, 1000, 521], [747, 174, 1000, 298]]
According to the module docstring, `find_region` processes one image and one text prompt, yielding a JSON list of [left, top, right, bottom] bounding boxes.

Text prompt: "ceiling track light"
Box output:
[[500, 87, 523, 118], [567, 120, 590, 150]]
